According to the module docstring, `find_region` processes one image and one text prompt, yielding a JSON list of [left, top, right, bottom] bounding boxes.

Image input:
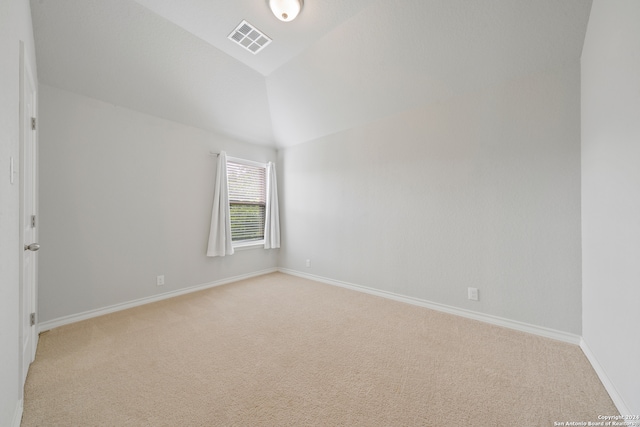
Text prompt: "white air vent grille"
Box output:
[[228, 20, 272, 55]]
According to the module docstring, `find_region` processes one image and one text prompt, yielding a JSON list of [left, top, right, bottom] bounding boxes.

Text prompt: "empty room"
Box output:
[[1, 0, 639, 425]]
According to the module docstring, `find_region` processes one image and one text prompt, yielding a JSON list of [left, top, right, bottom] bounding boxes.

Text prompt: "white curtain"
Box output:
[[264, 161, 281, 249], [207, 151, 234, 257]]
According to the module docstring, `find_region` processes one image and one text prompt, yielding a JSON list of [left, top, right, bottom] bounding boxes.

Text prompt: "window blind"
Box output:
[[227, 160, 266, 242]]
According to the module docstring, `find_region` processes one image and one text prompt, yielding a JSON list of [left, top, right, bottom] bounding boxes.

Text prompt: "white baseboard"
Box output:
[[278, 268, 581, 345], [580, 338, 631, 415], [12, 400, 23, 427], [38, 268, 278, 333]]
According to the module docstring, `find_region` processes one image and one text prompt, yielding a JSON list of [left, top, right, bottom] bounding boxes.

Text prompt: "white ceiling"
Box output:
[[30, 0, 592, 148], [131, 0, 373, 76]]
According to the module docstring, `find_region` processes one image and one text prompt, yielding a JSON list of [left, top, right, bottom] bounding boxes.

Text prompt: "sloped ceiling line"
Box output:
[[30, 0, 592, 148]]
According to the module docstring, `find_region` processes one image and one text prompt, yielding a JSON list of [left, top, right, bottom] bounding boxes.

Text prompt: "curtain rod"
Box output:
[[209, 153, 271, 169]]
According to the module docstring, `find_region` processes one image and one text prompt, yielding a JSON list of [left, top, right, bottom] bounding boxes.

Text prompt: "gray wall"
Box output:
[[581, 0, 640, 414], [38, 85, 278, 322], [278, 63, 583, 334], [0, 0, 38, 424]]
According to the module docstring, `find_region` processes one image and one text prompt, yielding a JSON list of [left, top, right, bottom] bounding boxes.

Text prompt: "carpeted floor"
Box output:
[[23, 272, 617, 426]]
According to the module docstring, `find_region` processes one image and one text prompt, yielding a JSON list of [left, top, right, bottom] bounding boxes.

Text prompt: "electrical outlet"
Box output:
[[156, 275, 165, 286], [305, 259, 311, 268], [468, 287, 479, 301]]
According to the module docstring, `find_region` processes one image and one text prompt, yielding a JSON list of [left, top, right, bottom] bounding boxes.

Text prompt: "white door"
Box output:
[[20, 42, 38, 395]]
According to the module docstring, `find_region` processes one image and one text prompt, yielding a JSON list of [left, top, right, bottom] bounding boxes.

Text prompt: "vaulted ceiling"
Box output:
[[30, 0, 592, 148]]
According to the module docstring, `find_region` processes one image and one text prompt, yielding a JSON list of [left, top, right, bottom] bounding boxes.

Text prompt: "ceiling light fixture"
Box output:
[[268, 0, 303, 22]]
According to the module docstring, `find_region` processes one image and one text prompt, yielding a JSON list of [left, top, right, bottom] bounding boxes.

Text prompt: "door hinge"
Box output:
[[31, 215, 36, 228], [31, 117, 36, 130], [30, 313, 36, 327]]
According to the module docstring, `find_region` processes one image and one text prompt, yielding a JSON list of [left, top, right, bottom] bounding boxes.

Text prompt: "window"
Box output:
[[226, 158, 266, 246]]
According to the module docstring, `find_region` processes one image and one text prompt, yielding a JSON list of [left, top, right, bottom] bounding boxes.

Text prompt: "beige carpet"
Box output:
[[23, 272, 617, 426]]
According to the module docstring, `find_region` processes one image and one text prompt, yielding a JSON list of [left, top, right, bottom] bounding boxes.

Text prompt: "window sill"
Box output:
[[233, 240, 265, 251]]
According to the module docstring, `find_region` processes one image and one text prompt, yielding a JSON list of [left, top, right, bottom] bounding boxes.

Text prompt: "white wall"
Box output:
[[38, 85, 278, 323], [279, 63, 583, 334], [581, 0, 640, 415], [0, 0, 38, 425]]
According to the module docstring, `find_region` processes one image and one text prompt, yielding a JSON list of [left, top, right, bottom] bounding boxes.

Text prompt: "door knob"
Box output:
[[24, 243, 40, 251]]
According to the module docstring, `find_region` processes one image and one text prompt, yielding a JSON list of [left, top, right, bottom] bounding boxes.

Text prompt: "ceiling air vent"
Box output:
[[228, 20, 272, 55]]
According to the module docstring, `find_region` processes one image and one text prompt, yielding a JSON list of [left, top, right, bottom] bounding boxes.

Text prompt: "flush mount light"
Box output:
[[269, 0, 303, 22]]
